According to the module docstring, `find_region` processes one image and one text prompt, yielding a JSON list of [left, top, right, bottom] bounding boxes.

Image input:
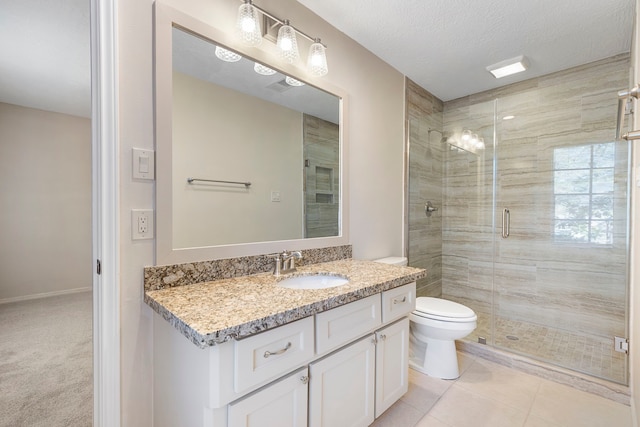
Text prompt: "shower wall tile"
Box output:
[[406, 78, 445, 297], [441, 54, 631, 381]]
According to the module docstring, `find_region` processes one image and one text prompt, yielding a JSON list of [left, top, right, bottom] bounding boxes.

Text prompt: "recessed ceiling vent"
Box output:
[[267, 79, 293, 93]]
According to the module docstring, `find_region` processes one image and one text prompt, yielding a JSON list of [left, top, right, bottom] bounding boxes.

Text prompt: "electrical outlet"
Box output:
[[271, 191, 281, 202], [132, 209, 154, 240]]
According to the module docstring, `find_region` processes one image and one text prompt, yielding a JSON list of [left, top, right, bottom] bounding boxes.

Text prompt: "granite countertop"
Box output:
[[144, 259, 426, 348]]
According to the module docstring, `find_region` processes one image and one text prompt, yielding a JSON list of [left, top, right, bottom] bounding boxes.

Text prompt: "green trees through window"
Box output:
[[553, 143, 614, 244]]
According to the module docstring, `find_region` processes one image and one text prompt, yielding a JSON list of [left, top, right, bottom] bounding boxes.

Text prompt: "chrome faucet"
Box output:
[[272, 250, 303, 276]]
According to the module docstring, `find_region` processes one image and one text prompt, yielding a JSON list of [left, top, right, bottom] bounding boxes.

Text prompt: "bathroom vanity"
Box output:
[[145, 258, 425, 427]]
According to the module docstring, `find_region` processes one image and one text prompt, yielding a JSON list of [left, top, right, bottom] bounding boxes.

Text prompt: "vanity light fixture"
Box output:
[[277, 20, 300, 63], [487, 55, 529, 79], [308, 38, 328, 76], [215, 46, 242, 62], [285, 76, 305, 86], [233, 0, 329, 76], [451, 129, 485, 153], [254, 62, 277, 75], [237, 0, 262, 46]]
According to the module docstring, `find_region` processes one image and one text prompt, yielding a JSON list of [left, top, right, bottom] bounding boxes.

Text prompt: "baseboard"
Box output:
[[0, 286, 92, 304]]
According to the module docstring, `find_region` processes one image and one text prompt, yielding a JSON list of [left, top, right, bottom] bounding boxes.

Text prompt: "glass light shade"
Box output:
[[214, 46, 241, 62], [307, 39, 328, 76], [477, 138, 485, 149], [236, 1, 262, 46], [277, 21, 299, 63], [471, 133, 479, 145], [254, 62, 276, 76], [285, 76, 305, 87], [461, 130, 472, 141]]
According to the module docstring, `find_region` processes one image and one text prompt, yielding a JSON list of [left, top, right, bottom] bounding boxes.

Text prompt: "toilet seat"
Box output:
[[414, 297, 477, 323]]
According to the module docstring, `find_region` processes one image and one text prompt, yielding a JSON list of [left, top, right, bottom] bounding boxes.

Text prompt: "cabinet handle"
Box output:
[[263, 342, 292, 358], [300, 375, 309, 385], [379, 334, 386, 341], [393, 296, 407, 304]]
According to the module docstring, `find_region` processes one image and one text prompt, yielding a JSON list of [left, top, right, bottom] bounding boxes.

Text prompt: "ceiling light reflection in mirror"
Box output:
[[170, 26, 341, 251]]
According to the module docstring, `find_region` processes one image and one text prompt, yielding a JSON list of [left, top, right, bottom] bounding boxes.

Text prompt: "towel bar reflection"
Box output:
[[187, 177, 251, 188]]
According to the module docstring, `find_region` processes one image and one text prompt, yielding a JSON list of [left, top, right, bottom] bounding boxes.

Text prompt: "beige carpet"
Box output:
[[0, 291, 93, 426]]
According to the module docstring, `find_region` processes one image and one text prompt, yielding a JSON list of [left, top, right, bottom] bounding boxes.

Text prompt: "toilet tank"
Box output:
[[373, 256, 408, 266]]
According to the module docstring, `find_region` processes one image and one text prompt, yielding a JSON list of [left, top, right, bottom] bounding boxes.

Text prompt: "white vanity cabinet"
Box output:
[[307, 318, 410, 427], [152, 282, 416, 427], [375, 318, 410, 417], [228, 367, 309, 427], [309, 335, 377, 427]]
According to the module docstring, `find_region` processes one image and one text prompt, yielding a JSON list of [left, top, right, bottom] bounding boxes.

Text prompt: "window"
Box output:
[[553, 143, 614, 244]]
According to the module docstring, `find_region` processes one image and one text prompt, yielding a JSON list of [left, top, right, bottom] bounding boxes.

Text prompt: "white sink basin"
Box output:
[[277, 274, 349, 290]]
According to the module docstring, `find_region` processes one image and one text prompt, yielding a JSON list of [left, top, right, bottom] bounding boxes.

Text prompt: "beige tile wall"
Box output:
[[407, 54, 631, 382], [406, 79, 445, 297], [303, 114, 340, 238]]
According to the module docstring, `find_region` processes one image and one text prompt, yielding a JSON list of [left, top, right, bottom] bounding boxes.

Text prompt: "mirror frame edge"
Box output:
[[154, 1, 349, 265]]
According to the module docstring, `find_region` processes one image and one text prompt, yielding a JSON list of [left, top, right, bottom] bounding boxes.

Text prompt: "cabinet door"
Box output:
[[228, 367, 308, 427], [375, 318, 409, 417], [309, 335, 376, 427]]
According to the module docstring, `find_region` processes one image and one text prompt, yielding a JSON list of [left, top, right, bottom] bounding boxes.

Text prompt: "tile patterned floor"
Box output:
[[463, 312, 627, 384], [371, 353, 633, 427]]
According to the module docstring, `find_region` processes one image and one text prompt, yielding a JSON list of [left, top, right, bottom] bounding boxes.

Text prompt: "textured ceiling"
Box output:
[[297, 0, 635, 101], [0, 1, 634, 117], [0, 0, 90, 118]]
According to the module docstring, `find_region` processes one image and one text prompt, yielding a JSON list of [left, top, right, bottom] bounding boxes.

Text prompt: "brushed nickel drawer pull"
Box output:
[[263, 342, 292, 358], [393, 296, 407, 304]]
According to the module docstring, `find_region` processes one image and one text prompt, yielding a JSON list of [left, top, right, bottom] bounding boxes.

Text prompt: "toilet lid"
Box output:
[[415, 297, 476, 319]]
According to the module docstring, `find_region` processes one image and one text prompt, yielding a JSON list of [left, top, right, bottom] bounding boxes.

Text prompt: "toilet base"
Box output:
[[409, 334, 460, 380]]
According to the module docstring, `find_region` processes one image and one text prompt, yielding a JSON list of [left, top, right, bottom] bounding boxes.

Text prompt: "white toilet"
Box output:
[[409, 297, 477, 379], [373, 256, 477, 380]]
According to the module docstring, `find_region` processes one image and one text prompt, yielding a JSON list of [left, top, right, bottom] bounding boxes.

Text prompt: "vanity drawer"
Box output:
[[234, 317, 314, 393], [315, 295, 381, 355], [381, 283, 416, 323]]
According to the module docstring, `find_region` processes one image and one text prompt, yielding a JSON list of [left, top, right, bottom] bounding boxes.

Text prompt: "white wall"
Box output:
[[172, 72, 304, 248], [0, 102, 91, 302], [117, 0, 405, 424]]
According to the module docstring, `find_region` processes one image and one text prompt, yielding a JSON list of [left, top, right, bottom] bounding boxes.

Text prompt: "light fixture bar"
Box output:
[[247, 1, 326, 48], [486, 55, 528, 79]]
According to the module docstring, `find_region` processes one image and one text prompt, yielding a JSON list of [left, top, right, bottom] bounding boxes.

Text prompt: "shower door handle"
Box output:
[[502, 208, 510, 239]]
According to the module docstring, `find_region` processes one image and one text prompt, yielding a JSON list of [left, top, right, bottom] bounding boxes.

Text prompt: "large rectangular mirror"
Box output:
[[155, 3, 349, 264]]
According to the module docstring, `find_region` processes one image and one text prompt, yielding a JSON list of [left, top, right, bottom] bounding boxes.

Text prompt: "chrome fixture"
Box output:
[[425, 201, 439, 217], [272, 250, 303, 276], [616, 84, 639, 140], [186, 177, 251, 187], [233, 0, 328, 76], [501, 208, 510, 239]]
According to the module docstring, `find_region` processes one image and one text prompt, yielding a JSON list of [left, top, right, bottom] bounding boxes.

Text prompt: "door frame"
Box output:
[[91, 0, 120, 425]]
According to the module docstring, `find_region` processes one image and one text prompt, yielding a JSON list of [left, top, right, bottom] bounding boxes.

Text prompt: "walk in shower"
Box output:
[[407, 54, 631, 384]]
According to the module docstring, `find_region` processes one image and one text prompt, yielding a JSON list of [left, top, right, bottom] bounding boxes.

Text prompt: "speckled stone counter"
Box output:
[[145, 259, 426, 348]]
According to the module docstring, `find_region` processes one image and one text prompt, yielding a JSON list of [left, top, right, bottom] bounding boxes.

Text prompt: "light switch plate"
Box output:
[[132, 148, 155, 180]]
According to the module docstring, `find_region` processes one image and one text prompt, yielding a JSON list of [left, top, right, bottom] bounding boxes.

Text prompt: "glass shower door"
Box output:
[[440, 99, 497, 346], [492, 93, 630, 384]]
